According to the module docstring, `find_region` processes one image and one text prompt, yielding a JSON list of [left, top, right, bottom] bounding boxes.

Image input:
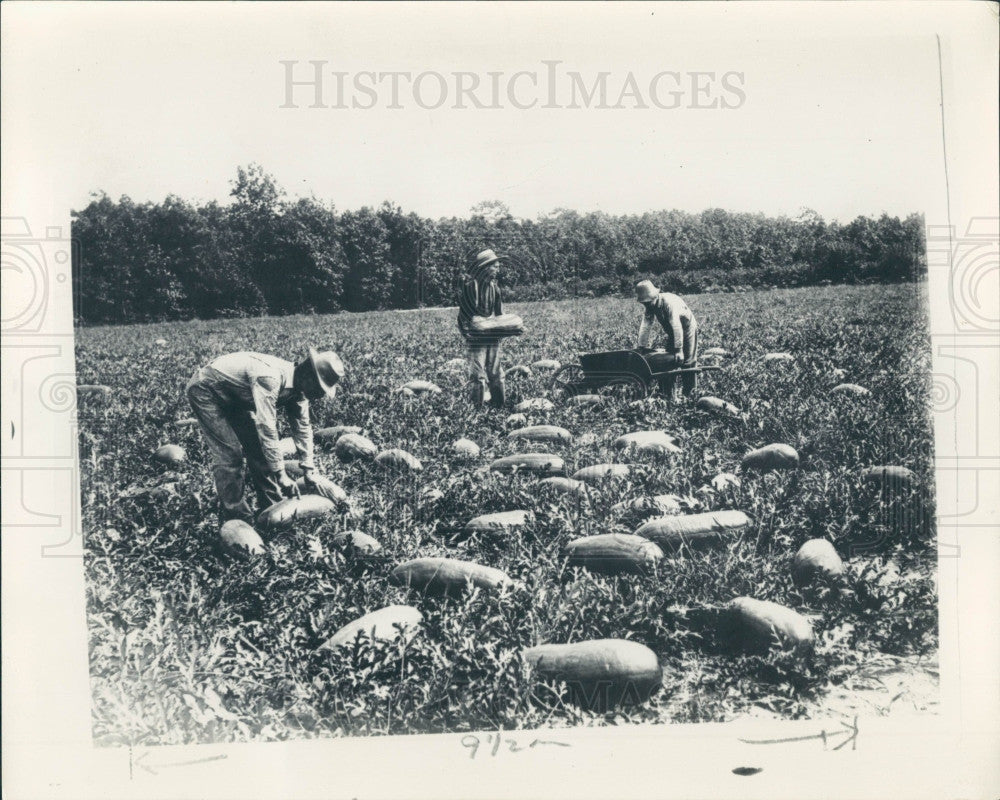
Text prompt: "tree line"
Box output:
[[71, 164, 926, 325]]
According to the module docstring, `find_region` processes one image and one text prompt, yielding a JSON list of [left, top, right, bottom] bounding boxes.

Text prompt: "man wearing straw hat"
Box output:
[[634, 280, 699, 399], [186, 348, 344, 522], [457, 248, 507, 408]]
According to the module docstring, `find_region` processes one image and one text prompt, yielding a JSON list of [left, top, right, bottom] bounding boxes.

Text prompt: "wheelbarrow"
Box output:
[[550, 348, 722, 401]]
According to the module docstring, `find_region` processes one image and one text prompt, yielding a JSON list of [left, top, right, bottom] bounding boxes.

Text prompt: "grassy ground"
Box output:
[[77, 283, 938, 745]]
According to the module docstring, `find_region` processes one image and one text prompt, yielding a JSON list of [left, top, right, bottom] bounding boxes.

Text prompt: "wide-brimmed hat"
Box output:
[[635, 280, 659, 303], [307, 348, 344, 398], [473, 249, 500, 271]]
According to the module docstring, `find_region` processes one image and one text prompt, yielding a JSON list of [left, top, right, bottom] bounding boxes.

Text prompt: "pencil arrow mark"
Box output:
[[133, 750, 157, 776], [739, 716, 859, 751], [132, 750, 227, 776], [156, 754, 229, 769], [831, 717, 859, 751]]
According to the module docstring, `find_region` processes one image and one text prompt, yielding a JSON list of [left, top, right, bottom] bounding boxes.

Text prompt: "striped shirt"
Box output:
[[200, 352, 315, 473], [457, 266, 503, 340]]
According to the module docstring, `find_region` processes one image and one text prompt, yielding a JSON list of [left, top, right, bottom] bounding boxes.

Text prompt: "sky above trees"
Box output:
[[4, 4, 966, 225]]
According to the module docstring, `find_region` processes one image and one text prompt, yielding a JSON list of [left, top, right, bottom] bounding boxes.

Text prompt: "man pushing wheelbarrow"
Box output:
[[634, 279, 699, 399], [550, 280, 713, 403]]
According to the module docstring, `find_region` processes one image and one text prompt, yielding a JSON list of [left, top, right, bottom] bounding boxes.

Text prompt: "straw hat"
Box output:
[[635, 280, 659, 303], [307, 348, 344, 398], [473, 249, 500, 272]]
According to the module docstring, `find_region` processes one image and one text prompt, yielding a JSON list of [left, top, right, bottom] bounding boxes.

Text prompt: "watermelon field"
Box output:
[[77, 282, 938, 745]]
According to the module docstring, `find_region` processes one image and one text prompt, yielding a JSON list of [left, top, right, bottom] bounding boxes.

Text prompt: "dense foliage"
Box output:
[[72, 165, 926, 324], [79, 284, 937, 744]]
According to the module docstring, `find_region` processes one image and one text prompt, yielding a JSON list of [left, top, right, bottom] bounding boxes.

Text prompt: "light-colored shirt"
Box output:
[[638, 292, 695, 354], [201, 352, 315, 473]]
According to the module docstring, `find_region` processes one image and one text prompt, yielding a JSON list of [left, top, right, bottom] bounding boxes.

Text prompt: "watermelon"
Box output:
[[465, 510, 533, 534], [720, 597, 814, 654], [331, 530, 382, 554], [572, 463, 630, 484], [314, 425, 362, 443], [710, 472, 741, 491], [508, 425, 572, 445], [400, 380, 441, 395], [791, 539, 845, 586], [515, 397, 555, 413], [524, 639, 662, 710], [614, 431, 682, 458], [635, 440, 682, 458], [531, 359, 561, 371], [764, 352, 794, 363], [741, 443, 799, 471], [468, 313, 524, 337], [635, 510, 750, 552], [504, 364, 532, 378], [440, 357, 468, 372], [375, 448, 423, 472], [335, 433, 378, 462], [611, 494, 682, 517], [390, 557, 513, 596], [567, 394, 604, 407], [490, 453, 565, 476], [702, 347, 730, 357], [566, 534, 664, 575], [537, 477, 589, 497], [219, 519, 266, 556], [153, 444, 186, 467], [831, 383, 871, 397], [860, 465, 917, 487], [294, 475, 348, 505], [319, 605, 423, 651], [419, 487, 444, 506], [452, 438, 481, 458], [283, 459, 304, 478], [696, 396, 741, 418], [257, 495, 336, 530], [613, 431, 678, 452]]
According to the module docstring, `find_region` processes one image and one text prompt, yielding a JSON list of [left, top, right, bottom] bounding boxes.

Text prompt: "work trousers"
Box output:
[[467, 342, 505, 408], [656, 318, 699, 399], [186, 369, 284, 522]]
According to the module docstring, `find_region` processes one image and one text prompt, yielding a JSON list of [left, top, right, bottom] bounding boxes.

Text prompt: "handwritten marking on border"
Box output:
[[461, 732, 571, 759], [739, 716, 858, 751], [131, 749, 228, 777]]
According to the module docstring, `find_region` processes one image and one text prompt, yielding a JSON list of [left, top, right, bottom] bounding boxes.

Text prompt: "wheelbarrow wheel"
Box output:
[[551, 363, 586, 400], [598, 375, 649, 402]]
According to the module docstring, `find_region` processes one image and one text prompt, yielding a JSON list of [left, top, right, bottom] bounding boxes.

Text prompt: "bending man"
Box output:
[[635, 280, 699, 398], [186, 348, 343, 522]]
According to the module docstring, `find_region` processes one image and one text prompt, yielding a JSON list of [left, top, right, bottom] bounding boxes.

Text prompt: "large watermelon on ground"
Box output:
[[523, 639, 662, 711]]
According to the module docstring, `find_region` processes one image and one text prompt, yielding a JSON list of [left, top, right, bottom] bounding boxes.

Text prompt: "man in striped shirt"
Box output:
[[635, 280, 699, 398], [457, 249, 506, 408], [186, 348, 343, 522]]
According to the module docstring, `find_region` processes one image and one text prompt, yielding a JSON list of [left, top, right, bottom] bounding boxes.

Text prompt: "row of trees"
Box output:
[[71, 164, 926, 325]]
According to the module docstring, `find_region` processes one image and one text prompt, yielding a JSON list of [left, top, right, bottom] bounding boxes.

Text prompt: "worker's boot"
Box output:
[[219, 499, 254, 527], [487, 382, 506, 409], [682, 370, 698, 399]]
